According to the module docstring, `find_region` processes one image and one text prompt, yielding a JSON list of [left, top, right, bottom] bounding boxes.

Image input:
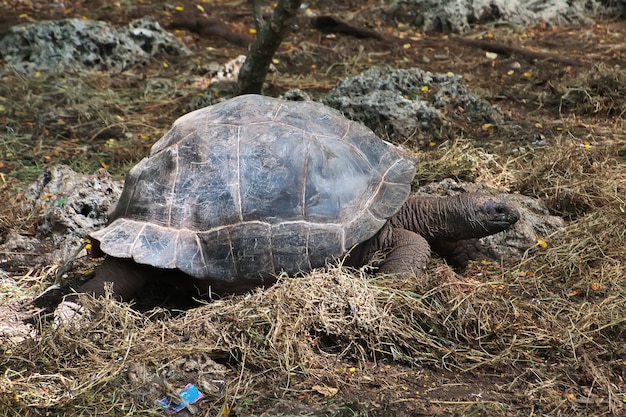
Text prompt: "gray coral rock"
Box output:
[[0, 231, 46, 270], [385, 0, 601, 34], [323, 67, 501, 143], [19, 165, 122, 263], [0, 17, 191, 74]]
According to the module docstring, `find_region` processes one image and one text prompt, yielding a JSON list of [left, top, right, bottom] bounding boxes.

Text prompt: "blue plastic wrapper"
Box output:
[[156, 383, 204, 414]]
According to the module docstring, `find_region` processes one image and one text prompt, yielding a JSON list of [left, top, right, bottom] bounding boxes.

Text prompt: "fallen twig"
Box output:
[[453, 36, 584, 67]]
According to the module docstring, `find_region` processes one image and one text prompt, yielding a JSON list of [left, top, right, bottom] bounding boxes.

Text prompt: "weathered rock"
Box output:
[[0, 295, 36, 343], [0, 231, 47, 269], [0, 272, 39, 342], [610, 0, 626, 17], [120, 17, 191, 59], [280, 89, 313, 102], [19, 165, 122, 263], [0, 17, 191, 74], [385, 0, 601, 34], [208, 55, 247, 84], [323, 66, 501, 143]]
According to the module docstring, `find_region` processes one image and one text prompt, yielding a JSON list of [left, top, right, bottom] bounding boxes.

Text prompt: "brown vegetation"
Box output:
[[1, 1, 626, 416]]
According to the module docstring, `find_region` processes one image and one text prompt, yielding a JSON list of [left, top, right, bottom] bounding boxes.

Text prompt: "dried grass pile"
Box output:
[[1, 53, 626, 416], [2, 140, 625, 416]]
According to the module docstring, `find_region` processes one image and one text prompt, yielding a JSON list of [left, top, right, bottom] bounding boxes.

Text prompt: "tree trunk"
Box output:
[[237, 0, 303, 95]]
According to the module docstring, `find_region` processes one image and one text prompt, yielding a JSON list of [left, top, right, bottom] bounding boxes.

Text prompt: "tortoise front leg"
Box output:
[[374, 227, 431, 276], [78, 257, 152, 301]]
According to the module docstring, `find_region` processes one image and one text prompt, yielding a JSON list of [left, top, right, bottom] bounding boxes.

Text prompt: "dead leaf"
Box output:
[[312, 384, 338, 397]]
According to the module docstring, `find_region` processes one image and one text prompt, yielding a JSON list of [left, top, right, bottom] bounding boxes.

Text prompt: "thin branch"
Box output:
[[249, 0, 264, 33]]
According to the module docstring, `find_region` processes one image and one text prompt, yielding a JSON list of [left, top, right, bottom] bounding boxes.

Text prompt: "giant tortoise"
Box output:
[[71, 94, 519, 302]]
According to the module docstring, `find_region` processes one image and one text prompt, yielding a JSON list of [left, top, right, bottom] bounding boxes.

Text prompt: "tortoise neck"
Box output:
[[389, 194, 475, 241]]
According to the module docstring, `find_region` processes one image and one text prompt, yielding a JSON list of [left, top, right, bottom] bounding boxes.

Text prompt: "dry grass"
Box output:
[[0, 66, 202, 192], [2, 24, 626, 417], [555, 64, 626, 118], [2, 135, 625, 415]]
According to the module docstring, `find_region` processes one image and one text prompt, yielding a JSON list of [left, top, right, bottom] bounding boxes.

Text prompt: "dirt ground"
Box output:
[[1, 1, 626, 416]]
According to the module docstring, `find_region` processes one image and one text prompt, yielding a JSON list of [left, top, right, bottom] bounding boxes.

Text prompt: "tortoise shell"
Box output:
[[90, 94, 416, 283]]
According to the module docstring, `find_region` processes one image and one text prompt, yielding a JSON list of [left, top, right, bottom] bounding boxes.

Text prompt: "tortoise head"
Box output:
[[469, 194, 520, 235]]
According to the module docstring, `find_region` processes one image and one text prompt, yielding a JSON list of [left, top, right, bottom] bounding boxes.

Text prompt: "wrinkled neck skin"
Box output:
[[388, 194, 490, 242]]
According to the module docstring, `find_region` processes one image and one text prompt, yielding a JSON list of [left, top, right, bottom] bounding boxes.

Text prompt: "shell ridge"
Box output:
[[174, 229, 180, 269], [151, 128, 197, 156], [358, 175, 386, 221], [340, 118, 351, 141], [195, 232, 208, 276], [167, 144, 180, 227], [103, 218, 345, 238], [273, 102, 284, 121], [235, 126, 243, 222], [302, 133, 311, 218], [176, 229, 208, 278], [362, 157, 414, 222], [342, 121, 374, 171], [129, 222, 148, 257], [382, 158, 415, 181]]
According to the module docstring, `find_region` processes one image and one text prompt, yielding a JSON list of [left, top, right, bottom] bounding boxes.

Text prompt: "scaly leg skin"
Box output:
[[372, 226, 432, 276], [431, 238, 492, 268]]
